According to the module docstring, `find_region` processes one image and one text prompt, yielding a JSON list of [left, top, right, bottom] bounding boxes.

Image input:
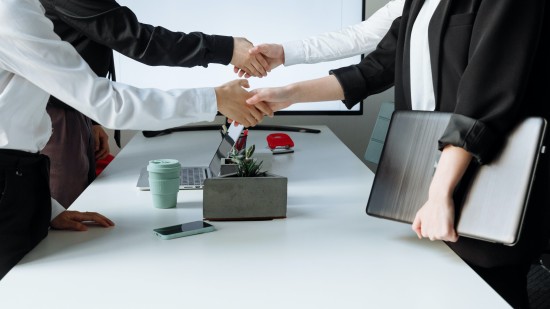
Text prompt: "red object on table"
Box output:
[[267, 133, 294, 149], [95, 154, 115, 176]]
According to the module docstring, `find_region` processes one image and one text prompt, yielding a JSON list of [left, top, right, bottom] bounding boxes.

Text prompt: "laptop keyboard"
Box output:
[[181, 167, 206, 186]]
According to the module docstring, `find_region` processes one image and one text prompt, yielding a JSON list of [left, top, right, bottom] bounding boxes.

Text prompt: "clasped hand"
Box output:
[[412, 196, 459, 242], [231, 38, 271, 78]]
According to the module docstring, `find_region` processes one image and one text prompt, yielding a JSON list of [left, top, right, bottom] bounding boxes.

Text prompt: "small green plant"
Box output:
[[228, 145, 267, 177]]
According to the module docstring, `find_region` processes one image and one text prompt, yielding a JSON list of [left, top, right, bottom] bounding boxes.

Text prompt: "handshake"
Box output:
[[215, 37, 291, 127]]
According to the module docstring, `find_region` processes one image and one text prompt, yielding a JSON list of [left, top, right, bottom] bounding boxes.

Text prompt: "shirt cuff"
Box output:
[[50, 198, 65, 222], [282, 40, 306, 66], [192, 88, 218, 121], [329, 66, 368, 110], [438, 114, 501, 164]]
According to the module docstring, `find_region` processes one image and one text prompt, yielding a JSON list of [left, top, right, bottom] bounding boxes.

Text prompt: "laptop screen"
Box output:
[[208, 123, 244, 177]]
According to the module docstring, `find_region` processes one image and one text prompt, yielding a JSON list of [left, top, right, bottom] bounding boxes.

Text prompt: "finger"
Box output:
[[246, 115, 258, 127], [255, 54, 270, 74], [238, 69, 246, 78], [90, 213, 115, 227], [421, 228, 429, 239], [248, 106, 263, 122], [250, 59, 267, 77], [245, 72, 252, 79], [256, 44, 271, 56], [96, 145, 108, 157], [94, 131, 100, 152], [245, 65, 261, 78], [242, 119, 252, 128], [253, 101, 274, 117], [448, 231, 459, 243], [96, 150, 107, 161], [64, 220, 88, 231], [101, 139, 110, 154], [77, 211, 113, 227], [239, 67, 253, 78], [234, 66, 239, 74], [246, 94, 262, 105], [412, 217, 422, 239], [238, 79, 250, 89], [249, 46, 260, 55]]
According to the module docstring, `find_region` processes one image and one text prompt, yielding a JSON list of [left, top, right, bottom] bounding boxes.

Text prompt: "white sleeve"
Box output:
[[0, 1, 217, 131], [283, 0, 405, 66]]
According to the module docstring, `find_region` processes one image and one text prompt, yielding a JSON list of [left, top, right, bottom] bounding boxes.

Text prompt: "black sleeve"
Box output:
[[438, 0, 546, 164], [47, 0, 234, 67], [328, 16, 402, 110]]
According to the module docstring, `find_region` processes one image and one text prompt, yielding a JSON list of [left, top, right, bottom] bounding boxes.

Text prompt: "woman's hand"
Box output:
[[411, 145, 473, 242], [412, 195, 458, 242]]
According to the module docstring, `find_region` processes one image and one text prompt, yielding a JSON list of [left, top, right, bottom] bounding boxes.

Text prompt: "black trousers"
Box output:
[[447, 155, 550, 308], [0, 150, 51, 280]]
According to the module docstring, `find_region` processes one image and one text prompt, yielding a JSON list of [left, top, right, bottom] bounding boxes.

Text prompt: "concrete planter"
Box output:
[[203, 173, 287, 221]]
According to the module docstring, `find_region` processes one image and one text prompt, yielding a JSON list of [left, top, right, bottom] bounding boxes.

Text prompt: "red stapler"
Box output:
[[267, 133, 294, 154]]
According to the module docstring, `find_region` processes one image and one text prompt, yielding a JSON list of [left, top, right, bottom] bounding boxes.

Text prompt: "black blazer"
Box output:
[[332, 0, 549, 164]]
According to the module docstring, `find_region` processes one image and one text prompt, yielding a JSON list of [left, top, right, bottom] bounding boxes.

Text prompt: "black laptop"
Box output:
[[366, 111, 546, 245]]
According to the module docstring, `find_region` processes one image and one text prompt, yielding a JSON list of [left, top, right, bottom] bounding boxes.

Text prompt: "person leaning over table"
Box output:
[[234, 0, 405, 78], [246, 0, 550, 307], [0, 0, 272, 280], [39, 0, 271, 210]]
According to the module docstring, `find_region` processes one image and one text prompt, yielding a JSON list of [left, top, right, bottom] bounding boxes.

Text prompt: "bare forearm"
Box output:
[[429, 145, 473, 199], [246, 75, 345, 112], [412, 145, 472, 242], [285, 75, 344, 103]]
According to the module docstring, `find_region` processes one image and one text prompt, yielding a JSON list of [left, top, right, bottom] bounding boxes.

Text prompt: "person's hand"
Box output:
[[230, 37, 269, 78], [92, 125, 110, 161], [246, 86, 293, 113], [411, 145, 471, 243], [412, 195, 459, 242], [50, 210, 115, 231], [215, 79, 273, 127], [235, 43, 285, 78]]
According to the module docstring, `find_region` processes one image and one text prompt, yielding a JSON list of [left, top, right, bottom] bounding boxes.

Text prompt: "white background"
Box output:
[[113, 0, 363, 112]]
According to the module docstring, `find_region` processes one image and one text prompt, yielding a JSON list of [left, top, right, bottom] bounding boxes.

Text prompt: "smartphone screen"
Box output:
[[154, 221, 214, 236]]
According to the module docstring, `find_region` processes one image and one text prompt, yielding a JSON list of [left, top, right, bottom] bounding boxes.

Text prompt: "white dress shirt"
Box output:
[[0, 0, 218, 219], [282, 0, 405, 66], [410, 0, 441, 111]]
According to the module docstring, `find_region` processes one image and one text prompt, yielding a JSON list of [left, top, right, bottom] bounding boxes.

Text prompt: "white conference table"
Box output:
[[0, 126, 509, 308]]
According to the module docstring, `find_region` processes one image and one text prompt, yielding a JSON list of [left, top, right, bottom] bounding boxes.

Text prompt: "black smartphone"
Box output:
[[153, 221, 215, 240]]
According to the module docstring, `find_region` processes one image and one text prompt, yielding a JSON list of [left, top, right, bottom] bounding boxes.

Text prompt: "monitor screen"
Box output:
[[113, 0, 364, 115]]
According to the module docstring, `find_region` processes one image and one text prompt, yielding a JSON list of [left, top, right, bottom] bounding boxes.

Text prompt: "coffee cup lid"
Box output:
[[147, 159, 181, 170]]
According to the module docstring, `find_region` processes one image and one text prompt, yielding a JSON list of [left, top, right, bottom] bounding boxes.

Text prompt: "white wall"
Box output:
[[106, 0, 395, 172]]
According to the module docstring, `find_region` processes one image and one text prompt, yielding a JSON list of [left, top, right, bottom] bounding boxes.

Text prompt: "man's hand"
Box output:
[[246, 86, 293, 113], [235, 43, 284, 78], [215, 80, 273, 127], [231, 37, 269, 78], [92, 125, 110, 161], [51, 210, 115, 231]]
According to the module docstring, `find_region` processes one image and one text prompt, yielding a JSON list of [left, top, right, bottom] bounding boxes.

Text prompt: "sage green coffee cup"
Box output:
[[147, 159, 181, 209]]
